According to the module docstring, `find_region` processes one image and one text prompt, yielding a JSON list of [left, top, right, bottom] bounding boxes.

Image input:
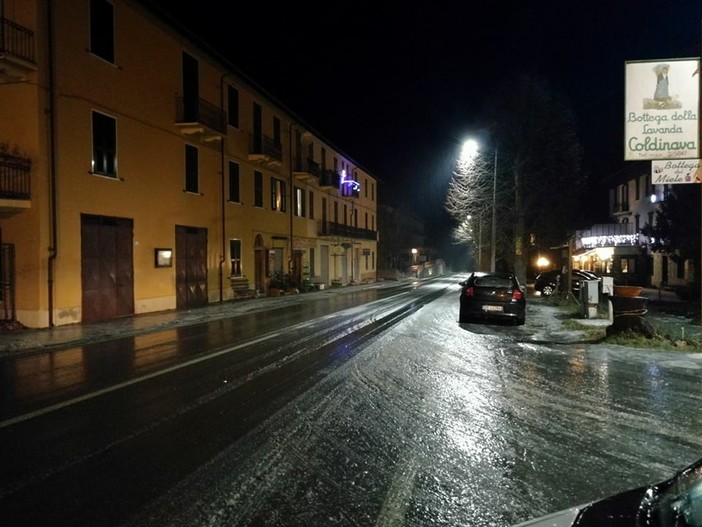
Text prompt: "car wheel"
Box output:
[[541, 284, 554, 296]]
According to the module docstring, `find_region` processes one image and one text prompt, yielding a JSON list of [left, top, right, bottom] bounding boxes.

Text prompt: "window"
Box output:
[[273, 117, 281, 146], [334, 201, 339, 223], [227, 85, 239, 128], [269, 248, 283, 276], [365, 212, 368, 229], [677, 260, 685, 279], [308, 190, 315, 219], [90, 0, 114, 63], [91, 111, 117, 177], [294, 187, 305, 217], [228, 161, 240, 202], [254, 170, 263, 207], [185, 144, 198, 193], [271, 177, 286, 211], [621, 257, 636, 274], [230, 239, 242, 277]]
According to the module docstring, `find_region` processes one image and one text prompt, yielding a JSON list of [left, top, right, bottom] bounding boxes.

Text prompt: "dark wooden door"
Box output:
[[175, 225, 208, 309], [81, 215, 134, 322]]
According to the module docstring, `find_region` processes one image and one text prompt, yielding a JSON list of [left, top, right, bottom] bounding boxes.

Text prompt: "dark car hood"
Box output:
[[573, 485, 648, 526]]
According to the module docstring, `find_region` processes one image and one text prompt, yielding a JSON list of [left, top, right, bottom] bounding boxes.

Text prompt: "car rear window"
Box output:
[[474, 276, 513, 288]]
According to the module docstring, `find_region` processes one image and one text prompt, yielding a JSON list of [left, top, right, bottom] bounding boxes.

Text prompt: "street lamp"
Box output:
[[490, 145, 497, 273], [462, 139, 497, 272]]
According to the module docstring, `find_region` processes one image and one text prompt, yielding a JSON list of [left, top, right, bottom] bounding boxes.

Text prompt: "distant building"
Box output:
[[0, 0, 378, 328], [573, 164, 693, 288]]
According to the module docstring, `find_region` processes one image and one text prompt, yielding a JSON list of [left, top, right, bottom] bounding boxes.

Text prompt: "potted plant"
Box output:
[[268, 272, 285, 296]]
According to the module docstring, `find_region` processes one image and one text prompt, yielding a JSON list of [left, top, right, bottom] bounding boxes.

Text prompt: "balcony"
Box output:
[[319, 169, 340, 189], [293, 157, 320, 181], [248, 135, 283, 168], [0, 17, 37, 80], [0, 153, 31, 213], [174, 97, 226, 142], [318, 221, 377, 241]]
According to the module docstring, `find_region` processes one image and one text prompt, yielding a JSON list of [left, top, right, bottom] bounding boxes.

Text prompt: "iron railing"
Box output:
[[318, 221, 377, 241], [0, 154, 31, 199], [0, 17, 35, 65]]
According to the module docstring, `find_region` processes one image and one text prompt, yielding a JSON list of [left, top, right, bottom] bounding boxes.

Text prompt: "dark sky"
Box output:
[[148, 1, 702, 247]]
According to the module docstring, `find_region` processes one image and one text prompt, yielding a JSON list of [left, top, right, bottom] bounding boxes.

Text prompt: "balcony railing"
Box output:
[[174, 96, 226, 141], [0, 154, 31, 200], [0, 17, 37, 79], [248, 135, 283, 167], [319, 169, 340, 189], [318, 221, 377, 241], [293, 157, 320, 180]]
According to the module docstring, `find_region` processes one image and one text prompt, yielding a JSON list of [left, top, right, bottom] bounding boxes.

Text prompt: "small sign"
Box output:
[[651, 159, 702, 184]]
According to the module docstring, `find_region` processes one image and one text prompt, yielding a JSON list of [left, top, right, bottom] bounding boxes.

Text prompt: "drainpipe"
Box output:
[[288, 121, 295, 277], [47, 2, 58, 326], [218, 72, 235, 302], [218, 74, 226, 302]]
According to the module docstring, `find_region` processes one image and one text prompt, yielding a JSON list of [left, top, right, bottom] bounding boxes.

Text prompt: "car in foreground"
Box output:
[[513, 456, 702, 526], [534, 269, 600, 297], [459, 271, 526, 325]]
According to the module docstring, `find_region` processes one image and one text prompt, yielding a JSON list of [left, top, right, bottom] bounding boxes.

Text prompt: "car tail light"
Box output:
[[512, 289, 523, 301], [464, 286, 475, 297]]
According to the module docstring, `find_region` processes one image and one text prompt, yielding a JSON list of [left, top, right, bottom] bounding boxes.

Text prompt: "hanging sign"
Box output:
[[624, 58, 700, 161], [651, 159, 702, 184]]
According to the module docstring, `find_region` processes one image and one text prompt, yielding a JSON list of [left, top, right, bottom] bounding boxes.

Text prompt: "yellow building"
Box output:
[[0, 0, 378, 328]]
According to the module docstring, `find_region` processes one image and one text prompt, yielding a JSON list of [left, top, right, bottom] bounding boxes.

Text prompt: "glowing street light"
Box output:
[[462, 139, 498, 272]]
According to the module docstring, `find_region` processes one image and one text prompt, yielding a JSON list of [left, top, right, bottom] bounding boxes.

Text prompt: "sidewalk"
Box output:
[[0, 280, 395, 355]]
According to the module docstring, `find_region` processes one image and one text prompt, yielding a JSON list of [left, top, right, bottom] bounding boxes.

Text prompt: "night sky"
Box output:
[[147, 1, 702, 254]]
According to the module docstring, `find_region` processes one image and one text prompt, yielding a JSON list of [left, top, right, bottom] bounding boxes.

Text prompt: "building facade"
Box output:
[[573, 167, 693, 289], [0, 0, 378, 328]]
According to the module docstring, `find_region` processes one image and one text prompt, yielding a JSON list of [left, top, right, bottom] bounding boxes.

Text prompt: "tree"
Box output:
[[446, 74, 587, 283], [641, 184, 701, 282]]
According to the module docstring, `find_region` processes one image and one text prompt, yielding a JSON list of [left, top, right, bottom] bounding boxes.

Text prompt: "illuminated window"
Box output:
[[271, 177, 286, 211], [229, 239, 242, 277], [294, 187, 305, 217]]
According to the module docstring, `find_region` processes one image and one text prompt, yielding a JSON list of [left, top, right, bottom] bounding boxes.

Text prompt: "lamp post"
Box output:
[[461, 139, 497, 272], [490, 145, 497, 272]]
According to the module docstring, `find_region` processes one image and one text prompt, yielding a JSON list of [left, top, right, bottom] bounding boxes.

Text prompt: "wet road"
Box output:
[[1, 275, 701, 526]]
